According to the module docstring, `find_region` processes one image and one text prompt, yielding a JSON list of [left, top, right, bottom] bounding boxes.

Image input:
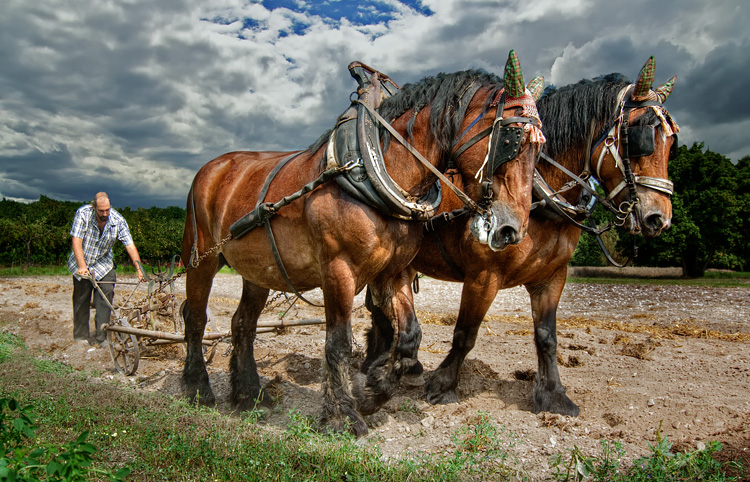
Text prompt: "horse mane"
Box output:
[[537, 73, 631, 158], [377, 70, 504, 155]]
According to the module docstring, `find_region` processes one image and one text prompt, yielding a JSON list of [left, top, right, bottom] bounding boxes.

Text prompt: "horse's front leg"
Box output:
[[425, 273, 498, 405], [319, 260, 368, 437], [182, 260, 219, 407], [354, 270, 422, 415], [526, 267, 580, 416], [229, 279, 270, 412]]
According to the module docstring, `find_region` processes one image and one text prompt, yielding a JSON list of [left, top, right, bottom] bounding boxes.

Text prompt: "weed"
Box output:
[[397, 399, 420, 414], [548, 421, 743, 481], [0, 397, 131, 481]]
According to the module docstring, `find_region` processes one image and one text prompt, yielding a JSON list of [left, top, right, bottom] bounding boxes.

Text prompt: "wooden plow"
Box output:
[[89, 260, 324, 376]]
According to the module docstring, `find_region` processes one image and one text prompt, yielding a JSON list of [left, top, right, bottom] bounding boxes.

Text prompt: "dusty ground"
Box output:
[[1, 273, 749, 479]]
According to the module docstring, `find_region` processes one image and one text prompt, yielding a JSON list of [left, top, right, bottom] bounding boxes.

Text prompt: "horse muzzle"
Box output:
[[469, 205, 525, 252]]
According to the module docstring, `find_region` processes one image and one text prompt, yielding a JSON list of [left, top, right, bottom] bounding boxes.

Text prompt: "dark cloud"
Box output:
[[1, 0, 747, 209]]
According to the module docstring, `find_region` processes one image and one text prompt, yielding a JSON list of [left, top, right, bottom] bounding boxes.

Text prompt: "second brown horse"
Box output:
[[364, 56, 679, 417]]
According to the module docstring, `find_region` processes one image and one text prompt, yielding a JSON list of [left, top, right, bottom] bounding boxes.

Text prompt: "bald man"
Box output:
[[68, 192, 145, 346]]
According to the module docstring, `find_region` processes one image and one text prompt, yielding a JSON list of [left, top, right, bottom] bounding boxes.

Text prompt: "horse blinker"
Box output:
[[488, 125, 524, 173]]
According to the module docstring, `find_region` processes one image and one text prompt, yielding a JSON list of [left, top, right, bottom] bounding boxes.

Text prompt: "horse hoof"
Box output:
[[189, 389, 216, 407], [401, 373, 426, 387], [321, 412, 368, 437], [426, 388, 460, 405], [532, 389, 580, 417], [233, 390, 273, 412], [404, 359, 425, 376]]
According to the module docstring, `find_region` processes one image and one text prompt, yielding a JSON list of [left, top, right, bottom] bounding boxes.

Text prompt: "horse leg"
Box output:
[[354, 270, 422, 415], [425, 274, 498, 405], [230, 279, 270, 412], [526, 267, 580, 416], [182, 257, 220, 407], [362, 271, 424, 377], [319, 260, 368, 437], [361, 286, 392, 374]]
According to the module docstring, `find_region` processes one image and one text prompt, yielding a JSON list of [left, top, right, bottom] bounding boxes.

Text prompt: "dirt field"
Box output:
[[1, 273, 748, 479]]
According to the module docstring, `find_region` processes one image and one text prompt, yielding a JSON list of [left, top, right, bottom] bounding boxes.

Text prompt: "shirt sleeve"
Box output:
[[116, 216, 134, 246], [69, 207, 88, 239]]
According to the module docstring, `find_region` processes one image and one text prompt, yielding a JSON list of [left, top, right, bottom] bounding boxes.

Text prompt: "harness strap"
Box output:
[[264, 218, 323, 307], [356, 100, 484, 215]]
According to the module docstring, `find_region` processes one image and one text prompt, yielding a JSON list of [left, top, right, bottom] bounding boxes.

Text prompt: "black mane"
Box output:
[[537, 73, 630, 157], [378, 70, 504, 154]]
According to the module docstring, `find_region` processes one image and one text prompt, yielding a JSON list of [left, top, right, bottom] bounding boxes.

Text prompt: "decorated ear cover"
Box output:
[[526, 76, 544, 102], [655, 76, 676, 103], [632, 56, 656, 102], [504, 50, 526, 98]]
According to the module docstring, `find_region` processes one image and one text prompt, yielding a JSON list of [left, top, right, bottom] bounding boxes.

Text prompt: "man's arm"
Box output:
[[124, 243, 146, 282], [71, 236, 89, 277]]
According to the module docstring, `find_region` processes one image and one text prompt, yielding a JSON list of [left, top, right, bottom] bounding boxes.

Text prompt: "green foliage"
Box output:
[[0, 397, 131, 481], [0, 197, 186, 268], [635, 144, 748, 276], [548, 423, 742, 482]]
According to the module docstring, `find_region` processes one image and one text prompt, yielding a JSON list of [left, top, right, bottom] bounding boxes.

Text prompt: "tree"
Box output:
[[636, 143, 745, 276]]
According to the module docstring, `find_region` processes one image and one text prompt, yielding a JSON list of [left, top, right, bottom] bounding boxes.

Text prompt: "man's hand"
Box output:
[[76, 266, 90, 278], [136, 265, 146, 283]]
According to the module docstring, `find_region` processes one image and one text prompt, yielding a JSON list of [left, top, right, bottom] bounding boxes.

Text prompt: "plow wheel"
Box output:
[[107, 319, 140, 375]]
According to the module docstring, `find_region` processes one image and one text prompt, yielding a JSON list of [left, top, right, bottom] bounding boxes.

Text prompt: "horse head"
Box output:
[[591, 56, 678, 237], [464, 51, 546, 251]]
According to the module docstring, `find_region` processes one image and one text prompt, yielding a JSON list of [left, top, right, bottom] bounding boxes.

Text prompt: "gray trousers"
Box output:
[[72, 268, 115, 342]]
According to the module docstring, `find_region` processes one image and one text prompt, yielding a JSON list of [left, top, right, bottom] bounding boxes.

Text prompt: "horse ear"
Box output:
[[527, 76, 544, 102], [655, 75, 676, 103], [632, 56, 656, 101], [504, 50, 525, 98]]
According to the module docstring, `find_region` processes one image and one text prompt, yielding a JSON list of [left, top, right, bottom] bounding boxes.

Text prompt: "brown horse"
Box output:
[[181, 52, 545, 435], [364, 56, 679, 416]]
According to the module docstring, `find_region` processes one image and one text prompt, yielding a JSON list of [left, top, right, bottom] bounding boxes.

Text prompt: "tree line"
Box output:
[[0, 197, 186, 269], [0, 142, 748, 277]]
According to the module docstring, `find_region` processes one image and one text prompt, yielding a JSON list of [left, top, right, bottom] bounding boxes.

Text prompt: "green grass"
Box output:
[[0, 332, 744, 481]]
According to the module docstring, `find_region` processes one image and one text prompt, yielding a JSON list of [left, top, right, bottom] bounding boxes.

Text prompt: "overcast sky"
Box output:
[[1, 0, 748, 208]]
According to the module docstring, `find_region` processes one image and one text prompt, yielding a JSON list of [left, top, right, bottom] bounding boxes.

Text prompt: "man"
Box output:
[[68, 192, 145, 346]]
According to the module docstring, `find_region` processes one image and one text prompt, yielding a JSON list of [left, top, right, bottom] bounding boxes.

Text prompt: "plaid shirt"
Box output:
[[67, 205, 134, 280]]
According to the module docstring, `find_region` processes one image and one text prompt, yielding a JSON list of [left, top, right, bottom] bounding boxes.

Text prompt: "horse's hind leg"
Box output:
[[182, 258, 220, 406], [362, 277, 424, 379], [230, 279, 269, 412], [527, 267, 579, 416], [353, 270, 422, 415]]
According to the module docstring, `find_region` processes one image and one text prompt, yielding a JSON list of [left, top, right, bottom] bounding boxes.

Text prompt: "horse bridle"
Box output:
[[590, 86, 678, 226], [438, 90, 542, 231]]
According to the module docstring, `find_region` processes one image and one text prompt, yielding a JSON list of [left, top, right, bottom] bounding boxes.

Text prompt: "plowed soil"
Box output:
[[1, 274, 748, 479]]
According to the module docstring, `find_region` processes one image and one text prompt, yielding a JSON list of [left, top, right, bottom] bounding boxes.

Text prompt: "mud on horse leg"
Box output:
[[527, 269, 580, 416], [229, 280, 271, 412]]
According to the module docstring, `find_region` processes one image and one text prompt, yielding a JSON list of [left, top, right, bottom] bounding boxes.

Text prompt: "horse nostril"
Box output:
[[498, 225, 520, 245], [644, 212, 665, 232]]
